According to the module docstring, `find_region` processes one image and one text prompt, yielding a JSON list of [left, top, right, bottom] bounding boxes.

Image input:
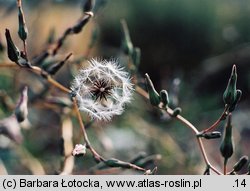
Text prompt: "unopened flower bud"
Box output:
[[228, 89, 242, 112], [18, 3, 28, 41], [233, 156, 248, 172], [220, 114, 234, 161], [72, 13, 92, 34], [160, 90, 169, 108], [223, 65, 237, 106], [47, 53, 72, 75], [5, 29, 20, 63], [199, 131, 221, 139], [172, 107, 182, 117], [145, 73, 161, 106]]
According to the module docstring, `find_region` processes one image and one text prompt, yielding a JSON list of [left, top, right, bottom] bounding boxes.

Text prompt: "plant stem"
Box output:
[[73, 97, 105, 162], [135, 85, 222, 175], [202, 105, 229, 133], [0, 63, 19, 68], [23, 40, 28, 60], [0, 63, 71, 93], [224, 158, 228, 175], [135, 85, 149, 99], [47, 76, 71, 93], [72, 97, 147, 172]]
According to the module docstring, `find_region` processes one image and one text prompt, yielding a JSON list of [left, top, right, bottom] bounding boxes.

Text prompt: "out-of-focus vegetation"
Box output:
[[0, 0, 250, 174]]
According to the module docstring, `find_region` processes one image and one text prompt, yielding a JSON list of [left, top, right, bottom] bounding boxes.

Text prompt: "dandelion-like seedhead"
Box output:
[[71, 59, 133, 121]]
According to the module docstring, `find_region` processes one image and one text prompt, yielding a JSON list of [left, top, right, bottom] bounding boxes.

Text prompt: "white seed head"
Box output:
[[71, 59, 133, 121]]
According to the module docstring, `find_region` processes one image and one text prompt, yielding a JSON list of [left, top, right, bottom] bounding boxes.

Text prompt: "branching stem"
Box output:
[[135, 85, 222, 175]]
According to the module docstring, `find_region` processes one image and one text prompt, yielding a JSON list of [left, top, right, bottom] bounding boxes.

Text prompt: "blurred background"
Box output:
[[0, 0, 250, 174]]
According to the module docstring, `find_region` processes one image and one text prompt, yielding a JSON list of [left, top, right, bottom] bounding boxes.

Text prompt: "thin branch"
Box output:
[[0, 63, 20, 68], [23, 40, 28, 59], [72, 97, 147, 172], [135, 85, 222, 175], [72, 97, 104, 162], [60, 116, 74, 175], [0, 62, 70, 93], [202, 105, 229, 133], [32, 12, 93, 65]]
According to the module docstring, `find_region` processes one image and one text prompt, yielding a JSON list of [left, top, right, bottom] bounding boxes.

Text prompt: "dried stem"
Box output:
[[60, 116, 74, 175], [73, 97, 105, 162], [72, 97, 147, 172], [0, 62, 70, 93], [0, 63, 20, 68], [135, 85, 222, 175], [17, 0, 21, 7], [224, 159, 228, 175], [23, 40, 28, 59], [32, 12, 93, 65]]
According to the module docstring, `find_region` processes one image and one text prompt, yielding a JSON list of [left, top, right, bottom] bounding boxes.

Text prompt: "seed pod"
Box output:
[[228, 89, 242, 112], [201, 131, 221, 139], [145, 73, 161, 106], [160, 90, 169, 107], [72, 14, 92, 34], [233, 156, 248, 172], [17, 2, 28, 41], [220, 114, 234, 161], [223, 65, 237, 106], [5, 29, 20, 63], [172, 107, 182, 117]]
